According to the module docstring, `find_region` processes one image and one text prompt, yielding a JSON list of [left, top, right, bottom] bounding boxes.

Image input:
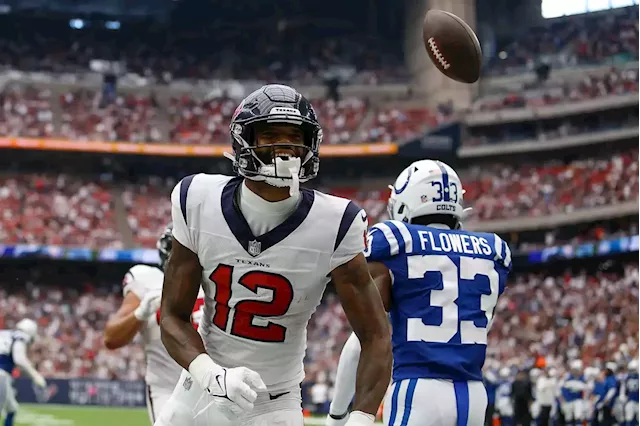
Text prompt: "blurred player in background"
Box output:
[[0, 318, 46, 426], [559, 359, 587, 426], [155, 84, 391, 426], [326, 159, 512, 426], [622, 360, 639, 426], [103, 223, 205, 424]]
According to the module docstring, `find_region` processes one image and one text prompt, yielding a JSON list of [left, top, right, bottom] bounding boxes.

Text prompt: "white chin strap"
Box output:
[[263, 157, 301, 196], [224, 152, 302, 196]]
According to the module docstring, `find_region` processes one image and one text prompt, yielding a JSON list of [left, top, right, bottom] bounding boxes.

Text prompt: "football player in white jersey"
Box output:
[[154, 84, 392, 426], [0, 318, 46, 426], [104, 224, 205, 424]]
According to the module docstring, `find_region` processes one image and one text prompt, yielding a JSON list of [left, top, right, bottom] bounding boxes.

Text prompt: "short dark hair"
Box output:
[[411, 214, 459, 229]]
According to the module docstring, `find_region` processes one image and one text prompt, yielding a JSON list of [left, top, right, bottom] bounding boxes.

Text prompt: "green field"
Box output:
[[11, 404, 345, 426]]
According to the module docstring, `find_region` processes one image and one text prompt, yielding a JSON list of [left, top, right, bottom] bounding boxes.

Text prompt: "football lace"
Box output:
[[427, 37, 451, 70]]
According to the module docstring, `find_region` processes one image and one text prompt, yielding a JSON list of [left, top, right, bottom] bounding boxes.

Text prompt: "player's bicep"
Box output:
[[160, 236, 202, 324], [331, 253, 388, 343], [367, 261, 392, 312]]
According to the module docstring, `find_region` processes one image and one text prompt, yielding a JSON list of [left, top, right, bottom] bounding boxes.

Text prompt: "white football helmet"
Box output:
[[16, 318, 38, 342], [628, 359, 638, 372], [388, 159, 471, 227], [570, 359, 583, 372]]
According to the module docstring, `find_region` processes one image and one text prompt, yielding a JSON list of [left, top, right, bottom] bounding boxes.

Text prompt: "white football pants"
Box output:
[[383, 379, 487, 426], [561, 400, 584, 422], [625, 400, 639, 423], [0, 370, 19, 416], [154, 369, 304, 426], [146, 384, 173, 425]]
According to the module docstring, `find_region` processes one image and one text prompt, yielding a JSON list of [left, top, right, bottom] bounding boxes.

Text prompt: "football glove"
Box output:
[[134, 289, 162, 321], [344, 411, 375, 426], [32, 373, 47, 389], [189, 354, 266, 418]]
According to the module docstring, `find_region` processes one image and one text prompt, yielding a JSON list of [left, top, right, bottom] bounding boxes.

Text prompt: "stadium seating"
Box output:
[[60, 90, 163, 143], [0, 174, 122, 248]]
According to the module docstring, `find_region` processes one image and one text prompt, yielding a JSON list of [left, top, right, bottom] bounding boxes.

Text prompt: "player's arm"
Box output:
[[327, 261, 391, 424], [103, 292, 143, 349], [332, 253, 391, 420], [330, 207, 392, 423], [12, 338, 46, 388], [159, 237, 205, 369]]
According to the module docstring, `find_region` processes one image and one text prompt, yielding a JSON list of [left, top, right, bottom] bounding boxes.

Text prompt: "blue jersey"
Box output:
[[0, 329, 29, 373], [593, 379, 606, 404], [484, 371, 499, 405], [364, 220, 512, 382], [560, 374, 586, 401], [625, 373, 639, 402]]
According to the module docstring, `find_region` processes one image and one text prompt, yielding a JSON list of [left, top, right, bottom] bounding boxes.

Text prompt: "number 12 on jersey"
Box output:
[[209, 264, 294, 343], [407, 255, 500, 345]]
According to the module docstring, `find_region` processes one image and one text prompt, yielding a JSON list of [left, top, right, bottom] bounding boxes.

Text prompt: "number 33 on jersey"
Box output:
[[365, 220, 512, 382]]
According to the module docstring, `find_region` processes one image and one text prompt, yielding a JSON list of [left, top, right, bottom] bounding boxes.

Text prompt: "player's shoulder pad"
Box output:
[[490, 232, 512, 270], [123, 264, 164, 297], [364, 220, 413, 261], [312, 191, 367, 251], [172, 174, 232, 214]]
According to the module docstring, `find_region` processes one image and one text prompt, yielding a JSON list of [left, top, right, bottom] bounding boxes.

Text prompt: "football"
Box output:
[[423, 9, 483, 84]]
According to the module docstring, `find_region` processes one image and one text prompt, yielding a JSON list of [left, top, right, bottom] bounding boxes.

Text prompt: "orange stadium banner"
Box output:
[[0, 137, 398, 157]]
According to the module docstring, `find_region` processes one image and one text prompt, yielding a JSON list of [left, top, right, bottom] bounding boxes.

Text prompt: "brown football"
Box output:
[[423, 9, 482, 84]]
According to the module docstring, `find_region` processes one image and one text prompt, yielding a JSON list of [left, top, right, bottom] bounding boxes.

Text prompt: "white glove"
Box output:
[[344, 411, 375, 426], [134, 290, 162, 320], [32, 373, 47, 389], [189, 354, 266, 419], [326, 411, 350, 426]]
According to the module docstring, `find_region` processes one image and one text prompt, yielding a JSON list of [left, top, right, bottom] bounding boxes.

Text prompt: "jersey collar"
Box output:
[[221, 177, 315, 257]]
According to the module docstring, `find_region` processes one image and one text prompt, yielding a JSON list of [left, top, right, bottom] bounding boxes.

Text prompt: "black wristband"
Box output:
[[329, 411, 349, 420]]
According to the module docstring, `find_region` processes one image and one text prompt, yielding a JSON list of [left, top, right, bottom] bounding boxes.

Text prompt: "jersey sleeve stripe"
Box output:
[[179, 174, 196, 226], [334, 201, 362, 251], [503, 241, 512, 268], [371, 223, 400, 256], [493, 235, 504, 263], [389, 220, 413, 253]]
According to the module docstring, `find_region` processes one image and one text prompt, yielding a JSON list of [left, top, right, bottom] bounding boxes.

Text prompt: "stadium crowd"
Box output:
[[1, 148, 636, 248], [486, 5, 638, 76], [0, 67, 634, 145]]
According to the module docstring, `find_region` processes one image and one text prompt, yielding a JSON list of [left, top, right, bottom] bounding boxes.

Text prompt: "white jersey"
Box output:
[[171, 173, 367, 391], [123, 264, 205, 389]]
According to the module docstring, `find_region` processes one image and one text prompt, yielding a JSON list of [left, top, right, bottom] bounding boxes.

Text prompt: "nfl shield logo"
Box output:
[[183, 376, 193, 391], [248, 240, 262, 257], [421, 195, 430, 203]]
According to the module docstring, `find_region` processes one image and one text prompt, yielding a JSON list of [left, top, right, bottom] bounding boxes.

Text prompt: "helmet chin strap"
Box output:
[[266, 157, 301, 196], [225, 151, 301, 196]]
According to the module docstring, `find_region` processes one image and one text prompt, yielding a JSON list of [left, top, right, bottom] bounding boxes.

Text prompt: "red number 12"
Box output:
[[209, 264, 294, 343]]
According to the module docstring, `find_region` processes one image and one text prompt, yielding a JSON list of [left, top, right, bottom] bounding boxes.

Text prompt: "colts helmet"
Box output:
[[157, 223, 172, 271], [227, 84, 323, 193], [387, 159, 470, 228]]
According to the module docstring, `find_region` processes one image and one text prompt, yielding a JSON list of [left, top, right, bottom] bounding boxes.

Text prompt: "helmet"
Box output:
[[570, 359, 583, 371], [227, 84, 322, 194], [628, 359, 638, 371], [157, 223, 172, 271], [16, 318, 38, 342], [387, 159, 470, 227]]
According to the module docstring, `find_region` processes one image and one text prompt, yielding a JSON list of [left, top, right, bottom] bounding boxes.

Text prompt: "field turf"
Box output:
[[11, 404, 380, 426]]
